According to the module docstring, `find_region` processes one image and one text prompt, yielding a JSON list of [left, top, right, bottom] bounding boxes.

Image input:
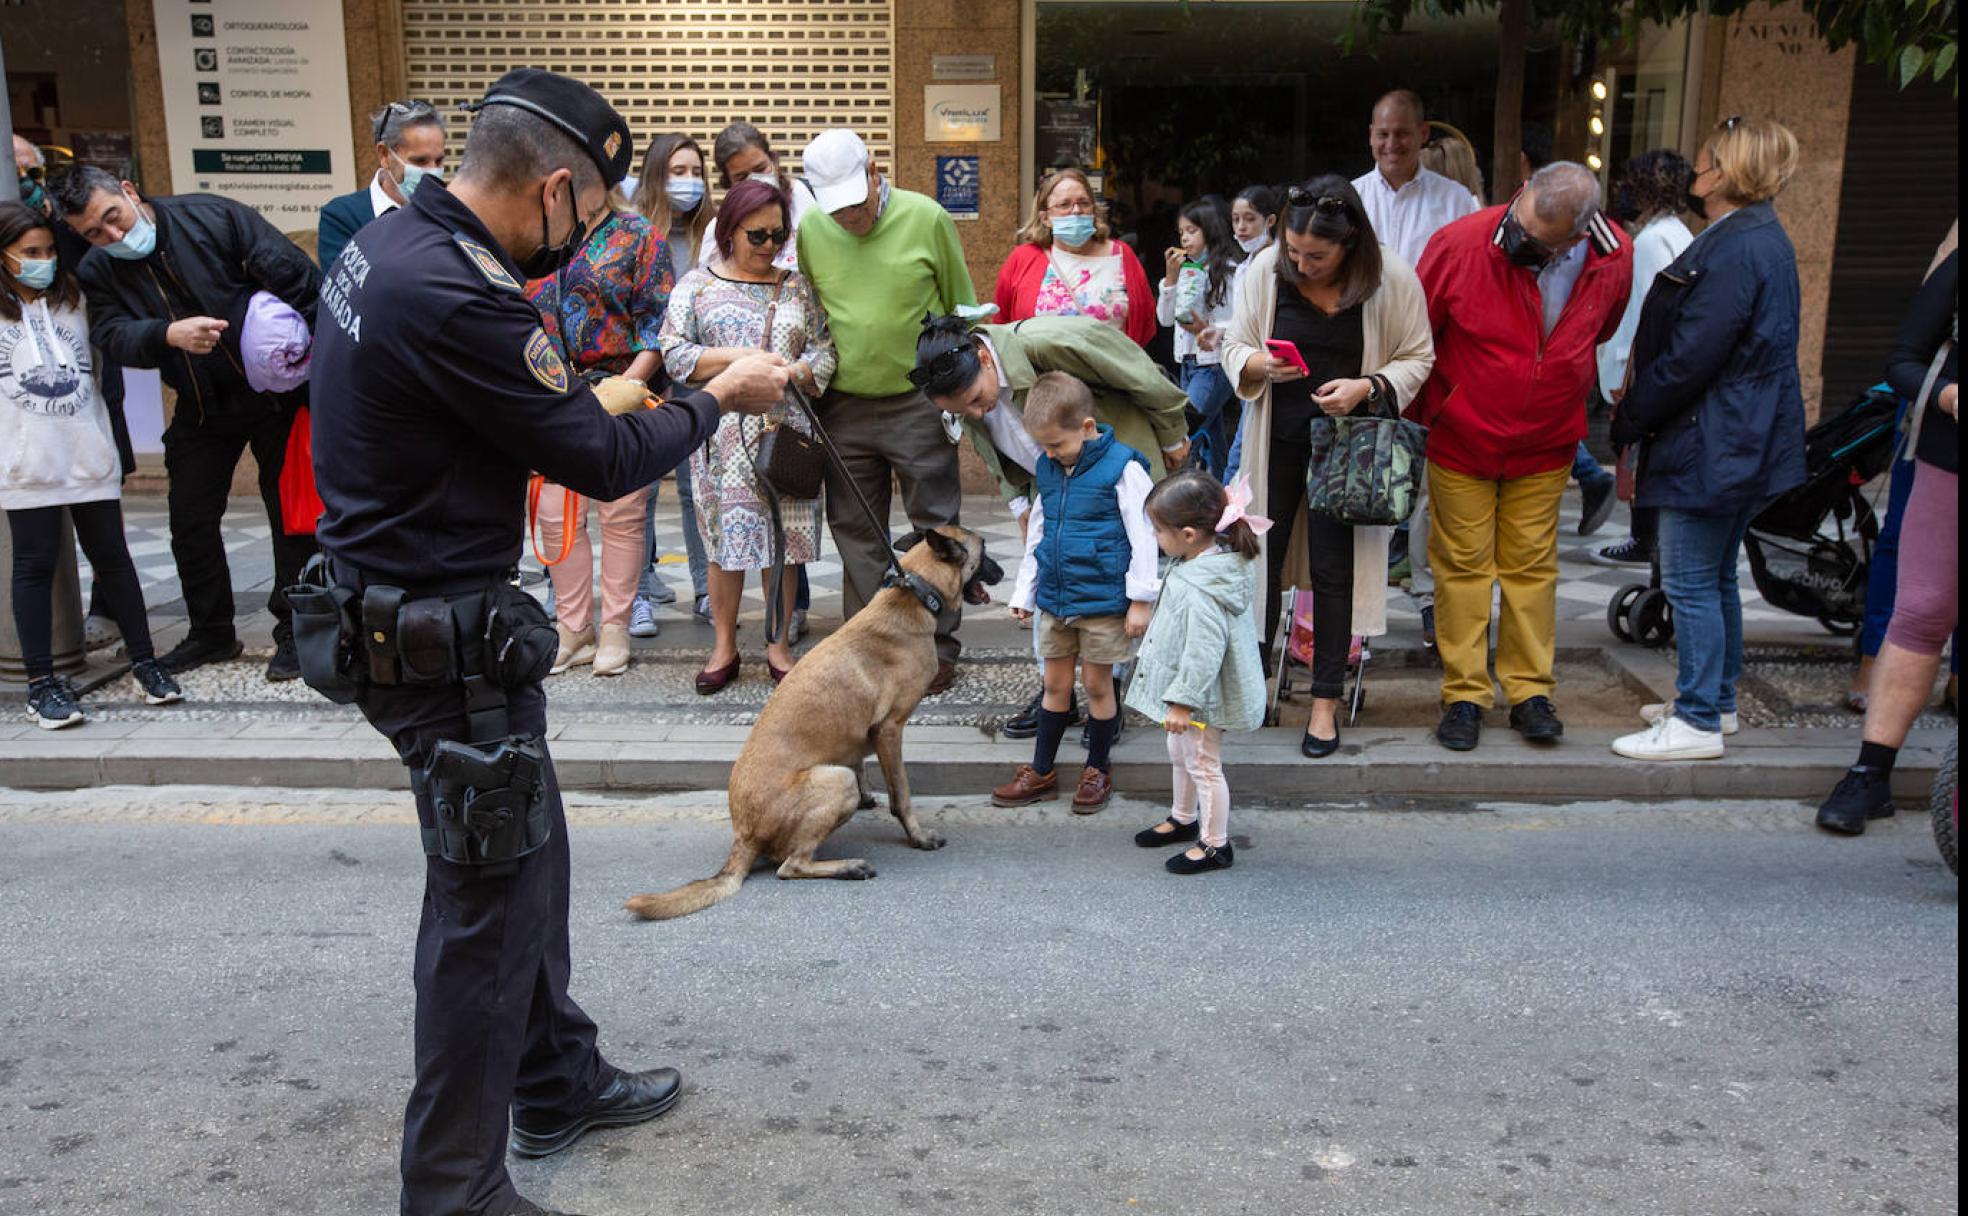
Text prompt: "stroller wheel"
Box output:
[[1607, 583, 1647, 644], [1633, 588, 1675, 648], [1818, 613, 1859, 638]]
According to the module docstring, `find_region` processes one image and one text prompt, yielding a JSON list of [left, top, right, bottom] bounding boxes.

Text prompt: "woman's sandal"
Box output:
[[1134, 817, 1200, 848]]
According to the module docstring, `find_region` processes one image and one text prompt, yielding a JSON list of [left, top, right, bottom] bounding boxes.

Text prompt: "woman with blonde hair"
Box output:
[[991, 167, 1158, 347], [1610, 117, 1806, 762], [1421, 122, 1485, 207]]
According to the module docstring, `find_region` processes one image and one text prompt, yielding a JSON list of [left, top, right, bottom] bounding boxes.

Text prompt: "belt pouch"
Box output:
[[484, 584, 557, 688], [362, 585, 407, 686], [287, 583, 362, 704], [396, 598, 459, 686]]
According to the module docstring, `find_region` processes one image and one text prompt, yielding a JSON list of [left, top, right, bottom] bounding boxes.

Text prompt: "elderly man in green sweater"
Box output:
[[797, 129, 977, 690], [912, 312, 1192, 737]]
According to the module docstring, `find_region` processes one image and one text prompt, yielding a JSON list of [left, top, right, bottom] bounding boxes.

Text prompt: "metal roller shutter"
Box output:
[[1820, 62, 1958, 409], [400, 0, 894, 182]]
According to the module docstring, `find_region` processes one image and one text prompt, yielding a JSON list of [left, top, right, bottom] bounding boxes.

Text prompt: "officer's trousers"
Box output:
[[357, 678, 610, 1215]]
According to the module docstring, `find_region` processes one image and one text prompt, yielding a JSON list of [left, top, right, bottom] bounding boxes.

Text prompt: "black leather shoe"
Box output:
[[509, 1066, 683, 1159], [1815, 766, 1896, 835], [264, 636, 301, 682], [158, 634, 244, 674], [1301, 726, 1340, 758], [1437, 702, 1482, 751], [505, 1199, 592, 1216], [1578, 472, 1617, 536], [1002, 688, 1079, 740], [1509, 696, 1565, 742], [1134, 817, 1200, 847], [1166, 842, 1234, 874]]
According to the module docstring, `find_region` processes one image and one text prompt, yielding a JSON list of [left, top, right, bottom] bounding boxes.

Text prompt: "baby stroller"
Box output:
[[1264, 588, 1369, 727], [1607, 386, 1901, 646]]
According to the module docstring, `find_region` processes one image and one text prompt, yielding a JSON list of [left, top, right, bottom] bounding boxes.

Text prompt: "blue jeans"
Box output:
[[1224, 404, 1249, 482], [640, 463, 710, 602], [1659, 503, 1757, 731], [1180, 357, 1236, 478], [1572, 440, 1609, 485]]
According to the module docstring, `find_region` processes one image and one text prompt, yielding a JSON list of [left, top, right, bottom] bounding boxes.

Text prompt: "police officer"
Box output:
[[307, 69, 788, 1216]]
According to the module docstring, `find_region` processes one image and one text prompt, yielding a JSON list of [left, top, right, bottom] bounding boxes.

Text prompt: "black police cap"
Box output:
[[466, 68, 633, 186]]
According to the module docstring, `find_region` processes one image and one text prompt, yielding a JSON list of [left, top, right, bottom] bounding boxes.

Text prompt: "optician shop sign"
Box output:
[[924, 85, 1002, 143], [154, 0, 356, 228]]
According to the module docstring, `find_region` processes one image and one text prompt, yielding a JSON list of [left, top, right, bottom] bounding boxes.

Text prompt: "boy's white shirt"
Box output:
[[1010, 460, 1161, 612]]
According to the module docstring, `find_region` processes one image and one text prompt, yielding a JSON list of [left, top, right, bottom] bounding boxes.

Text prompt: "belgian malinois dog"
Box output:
[[626, 526, 1002, 920]]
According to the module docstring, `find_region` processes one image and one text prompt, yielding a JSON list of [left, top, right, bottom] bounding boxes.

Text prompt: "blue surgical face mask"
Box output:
[[391, 152, 442, 198], [1051, 214, 1097, 248], [10, 255, 57, 291], [104, 192, 157, 260], [665, 177, 706, 211]]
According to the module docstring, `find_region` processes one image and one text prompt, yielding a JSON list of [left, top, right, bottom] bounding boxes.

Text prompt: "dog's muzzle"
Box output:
[[963, 554, 1005, 606]]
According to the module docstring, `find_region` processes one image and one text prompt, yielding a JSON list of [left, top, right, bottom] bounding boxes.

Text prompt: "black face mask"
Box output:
[[1682, 189, 1707, 218], [1498, 211, 1556, 272], [517, 178, 588, 280]]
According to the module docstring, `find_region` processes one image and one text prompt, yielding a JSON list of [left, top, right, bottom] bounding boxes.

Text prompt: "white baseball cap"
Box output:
[[802, 129, 872, 213]]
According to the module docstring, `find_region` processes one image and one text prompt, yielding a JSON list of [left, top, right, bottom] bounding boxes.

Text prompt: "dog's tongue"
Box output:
[[963, 580, 992, 606]]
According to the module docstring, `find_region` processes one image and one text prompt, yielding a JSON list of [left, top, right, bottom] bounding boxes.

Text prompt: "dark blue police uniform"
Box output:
[[309, 173, 719, 1215]]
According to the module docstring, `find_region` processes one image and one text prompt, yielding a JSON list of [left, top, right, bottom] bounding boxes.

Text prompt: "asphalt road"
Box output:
[[0, 787, 1956, 1216]]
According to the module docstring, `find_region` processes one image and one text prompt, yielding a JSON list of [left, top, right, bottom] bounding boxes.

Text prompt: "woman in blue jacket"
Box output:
[[1608, 117, 1805, 761]]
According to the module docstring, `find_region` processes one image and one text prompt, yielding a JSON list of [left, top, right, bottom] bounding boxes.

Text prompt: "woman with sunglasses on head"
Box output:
[[0, 201, 184, 727], [1610, 117, 1806, 763], [523, 175, 678, 679], [992, 167, 1158, 347], [660, 178, 836, 692], [1220, 177, 1434, 757]]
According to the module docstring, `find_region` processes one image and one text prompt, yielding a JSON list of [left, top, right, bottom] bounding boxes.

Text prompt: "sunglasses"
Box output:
[[744, 226, 789, 247], [373, 99, 438, 143], [907, 346, 971, 389], [1286, 187, 1349, 216]]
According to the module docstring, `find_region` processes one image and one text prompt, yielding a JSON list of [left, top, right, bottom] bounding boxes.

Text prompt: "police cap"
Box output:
[[467, 68, 633, 186]]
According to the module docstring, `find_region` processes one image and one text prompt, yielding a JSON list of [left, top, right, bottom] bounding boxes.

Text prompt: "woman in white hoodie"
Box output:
[[0, 201, 181, 727]]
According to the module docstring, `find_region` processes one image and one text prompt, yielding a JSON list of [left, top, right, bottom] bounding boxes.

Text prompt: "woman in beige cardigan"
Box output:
[[1221, 177, 1435, 756]]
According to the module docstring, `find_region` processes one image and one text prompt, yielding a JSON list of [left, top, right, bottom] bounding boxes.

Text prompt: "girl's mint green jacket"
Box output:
[[1124, 548, 1266, 732]]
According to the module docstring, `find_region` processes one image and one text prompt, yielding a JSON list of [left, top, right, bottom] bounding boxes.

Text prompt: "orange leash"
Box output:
[[527, 474, 580, 567]]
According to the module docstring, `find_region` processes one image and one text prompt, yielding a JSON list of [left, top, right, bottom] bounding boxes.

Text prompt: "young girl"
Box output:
[[1158, 200, 1241, 476], [0, 201, 182, 728], [1125, 470, 1268, 873]]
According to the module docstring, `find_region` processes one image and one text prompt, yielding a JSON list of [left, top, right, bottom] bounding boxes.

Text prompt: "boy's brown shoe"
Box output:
[[1070, 767, 1112, 814], [991, 764, 1059, 807]]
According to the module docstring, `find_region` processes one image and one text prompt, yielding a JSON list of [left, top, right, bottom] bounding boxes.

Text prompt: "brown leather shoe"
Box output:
[[991, 764, 1058, 807], [1070, 766, 1112, 814], [927, 660, 958, 696]]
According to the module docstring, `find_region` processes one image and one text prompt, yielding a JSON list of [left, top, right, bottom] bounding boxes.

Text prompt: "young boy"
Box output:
[[994, 371, 1161, 813]]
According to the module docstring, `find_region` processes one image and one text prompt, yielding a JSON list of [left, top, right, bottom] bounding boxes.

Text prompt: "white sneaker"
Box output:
[[1640, 701, 1738, 736], [1612, 715, 1725, 761]]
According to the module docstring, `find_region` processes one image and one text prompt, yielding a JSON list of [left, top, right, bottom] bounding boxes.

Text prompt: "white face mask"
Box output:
[[1238, 232, 1271, 254]]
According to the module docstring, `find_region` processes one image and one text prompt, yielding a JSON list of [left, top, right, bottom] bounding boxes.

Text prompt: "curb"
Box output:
[[0, 723, 1948, 805]]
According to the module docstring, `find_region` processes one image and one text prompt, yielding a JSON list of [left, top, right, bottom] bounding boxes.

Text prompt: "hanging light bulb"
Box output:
[[1591, 80, 1609, 102], [1589, 114, 1605, 137], [1586, 152, 1604, 171]]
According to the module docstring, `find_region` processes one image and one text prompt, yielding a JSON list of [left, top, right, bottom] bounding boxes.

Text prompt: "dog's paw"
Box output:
[[857, 793, 880, 811], [911, 830, 947, 851], [841, 860, 878, 880]]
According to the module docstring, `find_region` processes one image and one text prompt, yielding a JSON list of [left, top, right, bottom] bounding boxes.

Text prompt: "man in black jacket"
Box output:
[[53, 165, 321, 677]]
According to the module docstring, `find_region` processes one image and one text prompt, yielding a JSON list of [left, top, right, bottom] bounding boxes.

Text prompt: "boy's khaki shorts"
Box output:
[[1036, 611, 1134, 665]]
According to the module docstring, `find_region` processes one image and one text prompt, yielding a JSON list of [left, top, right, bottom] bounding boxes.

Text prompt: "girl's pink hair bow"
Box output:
[[1216, 473, 1273, 536]]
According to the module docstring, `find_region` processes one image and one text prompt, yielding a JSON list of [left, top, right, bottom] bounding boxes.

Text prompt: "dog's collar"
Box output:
[[882, 570, 945, 616]]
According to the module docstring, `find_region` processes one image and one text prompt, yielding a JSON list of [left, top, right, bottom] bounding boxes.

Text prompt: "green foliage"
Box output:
[[1344, 0, 1958, 91]]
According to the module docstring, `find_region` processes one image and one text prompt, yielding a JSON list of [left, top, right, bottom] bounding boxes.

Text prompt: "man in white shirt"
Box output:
[[1351, 90, 1479, 271]]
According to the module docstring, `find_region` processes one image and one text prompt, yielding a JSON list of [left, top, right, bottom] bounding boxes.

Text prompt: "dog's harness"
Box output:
[[766, 387, 945, 624]]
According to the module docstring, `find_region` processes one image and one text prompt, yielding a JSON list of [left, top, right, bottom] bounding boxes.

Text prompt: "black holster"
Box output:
[[413, 736, 551, 866]]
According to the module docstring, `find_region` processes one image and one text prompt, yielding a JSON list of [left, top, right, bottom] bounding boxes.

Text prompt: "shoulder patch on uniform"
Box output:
[[524, 328, 571, 392], [452, 233, 523, 293]]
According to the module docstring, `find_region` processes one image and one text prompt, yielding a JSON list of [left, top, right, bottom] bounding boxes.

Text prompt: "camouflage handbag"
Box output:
[[1305, 411, 1430, 527]]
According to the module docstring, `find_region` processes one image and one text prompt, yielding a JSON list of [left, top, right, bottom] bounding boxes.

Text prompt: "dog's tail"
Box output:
[[624, 838, 761, 921]]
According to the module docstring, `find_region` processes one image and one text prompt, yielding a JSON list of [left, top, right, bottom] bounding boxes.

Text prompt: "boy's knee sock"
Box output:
[[1032, 708, 1073, 776], [1085, 715, 1120, 772]]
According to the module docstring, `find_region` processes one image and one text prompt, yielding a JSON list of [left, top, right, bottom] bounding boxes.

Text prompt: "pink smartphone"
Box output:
[[1265, 338, 1309, 375]]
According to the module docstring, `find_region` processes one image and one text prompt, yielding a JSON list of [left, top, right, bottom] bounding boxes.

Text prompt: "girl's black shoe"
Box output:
[[1301, 727, 1339, 758], [1134, 817, 1200, 847], [1166, 842, 1234, 874]]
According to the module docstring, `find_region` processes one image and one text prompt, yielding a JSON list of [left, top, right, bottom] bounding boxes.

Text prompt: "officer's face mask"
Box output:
[[104, 191, 158, 261], [518, 175, 589, 280]]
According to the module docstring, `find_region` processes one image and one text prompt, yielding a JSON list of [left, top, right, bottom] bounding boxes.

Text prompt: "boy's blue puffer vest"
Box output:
[[1033, 424, 1147, 618]]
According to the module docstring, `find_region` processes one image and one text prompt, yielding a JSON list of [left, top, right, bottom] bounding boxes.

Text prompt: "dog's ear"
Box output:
[[922, 528, 968, 567], [894, 530, 926, 553]]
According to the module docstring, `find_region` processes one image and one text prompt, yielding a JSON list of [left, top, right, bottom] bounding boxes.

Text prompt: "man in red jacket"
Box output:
[[1411, 162, 1632, 751]]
